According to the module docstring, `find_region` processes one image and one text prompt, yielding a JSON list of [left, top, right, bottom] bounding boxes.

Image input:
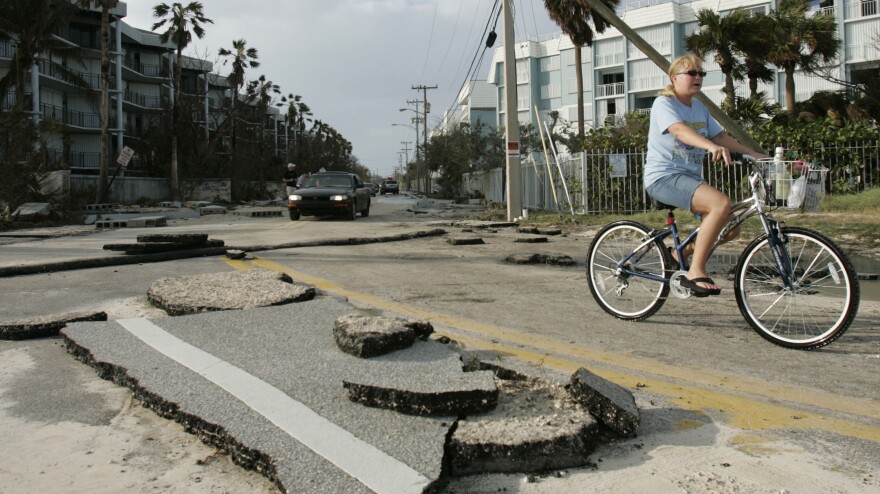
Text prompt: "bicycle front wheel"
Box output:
[[734, 227, 859, 350], [587, 221, 671, 321]]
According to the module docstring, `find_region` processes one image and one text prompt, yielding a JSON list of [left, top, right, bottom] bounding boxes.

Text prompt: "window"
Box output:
[[540, 84, 561, 99], [516, 60, 530, 84], [540, 56, 560, 72], [517, 90, 530, 111]]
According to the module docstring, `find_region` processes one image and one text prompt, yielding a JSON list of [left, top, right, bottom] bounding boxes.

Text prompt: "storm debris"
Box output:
[[569, 367, 640, 437], [147, 270, 314, 315], [447, 237, 485, 245], [333, 314, 433, 358], [343, 370, 498, 416], [504, 253, 576, 266], [0, 311, 107, 340]]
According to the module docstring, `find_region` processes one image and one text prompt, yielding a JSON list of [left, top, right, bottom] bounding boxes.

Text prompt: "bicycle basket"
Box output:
[[764, 160, 827, 211]]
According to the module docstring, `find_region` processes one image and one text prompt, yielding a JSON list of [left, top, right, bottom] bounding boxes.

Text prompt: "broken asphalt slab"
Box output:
[[0, 310, 107, 340], [61, 298, 450, 493], [570, 367, 641, 437], [0, 228, 447, 278], [147, 270, 316, 316]]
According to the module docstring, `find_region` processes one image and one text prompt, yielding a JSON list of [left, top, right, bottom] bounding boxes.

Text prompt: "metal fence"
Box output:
[[462, 142, 879, 214]]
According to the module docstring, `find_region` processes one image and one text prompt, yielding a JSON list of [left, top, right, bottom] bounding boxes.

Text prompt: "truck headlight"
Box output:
[[289, 194, 302, 201], [330, 194, 348, 201]]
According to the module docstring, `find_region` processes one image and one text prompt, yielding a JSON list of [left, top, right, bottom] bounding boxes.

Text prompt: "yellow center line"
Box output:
[[225, 257, 880, 443]]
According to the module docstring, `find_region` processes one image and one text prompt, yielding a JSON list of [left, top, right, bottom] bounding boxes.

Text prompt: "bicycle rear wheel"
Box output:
[[587, 221, 671, 321], [734, 227, 859, 350]]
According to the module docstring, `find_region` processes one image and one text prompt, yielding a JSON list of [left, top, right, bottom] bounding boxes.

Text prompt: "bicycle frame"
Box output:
[[615, 161, 798, 290]]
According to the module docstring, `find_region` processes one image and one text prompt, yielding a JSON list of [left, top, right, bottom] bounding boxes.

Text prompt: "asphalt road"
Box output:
[[1, 193, 878, 493]]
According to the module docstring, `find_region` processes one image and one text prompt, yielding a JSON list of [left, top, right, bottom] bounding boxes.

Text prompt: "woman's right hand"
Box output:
[[707, 145, 732, 165]]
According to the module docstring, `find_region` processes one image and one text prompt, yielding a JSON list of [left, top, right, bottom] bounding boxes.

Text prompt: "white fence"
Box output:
[[461, 142, 879, 214]]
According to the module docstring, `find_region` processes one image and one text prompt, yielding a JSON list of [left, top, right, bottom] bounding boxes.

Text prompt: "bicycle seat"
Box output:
[[651, 198, 676, 211]]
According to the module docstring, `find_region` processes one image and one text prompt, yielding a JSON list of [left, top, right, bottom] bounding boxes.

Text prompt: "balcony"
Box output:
[[38, 59, 115, 89], [0, 40, 14, 59], [40, 102, 116, 129], [123, 58, 163, 78], [595, 52, 625, 68], [124, 89, 164, 109], [845, 0, 879, 18], [596, 82, 626, 98]]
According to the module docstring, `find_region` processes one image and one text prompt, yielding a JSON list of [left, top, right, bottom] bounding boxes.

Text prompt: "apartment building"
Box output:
[[477, 0, 879, 136], [0, 1, 285, 177]]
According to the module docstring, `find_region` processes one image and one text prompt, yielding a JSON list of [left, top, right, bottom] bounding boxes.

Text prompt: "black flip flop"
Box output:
[[679, 276, 721, 297]]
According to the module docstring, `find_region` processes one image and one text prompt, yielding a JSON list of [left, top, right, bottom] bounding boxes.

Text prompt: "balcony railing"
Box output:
[[0, 40, 14, 59], [123, 58, 163, 78], [67, 150, 100, 168], [596, 82, 625, 98], [124, 89, 163, 109], [40, 102, 116, 129], [595, 52, 625, 67], [845, 0, 879, 18], [37, 59, 114, 89]]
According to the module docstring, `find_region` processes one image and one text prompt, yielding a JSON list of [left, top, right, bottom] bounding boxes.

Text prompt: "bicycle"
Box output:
[[586, 154, 860, 350]]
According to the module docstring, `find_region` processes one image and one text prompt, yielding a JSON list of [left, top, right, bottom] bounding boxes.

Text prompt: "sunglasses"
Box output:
[[678, 70, 707, 77]]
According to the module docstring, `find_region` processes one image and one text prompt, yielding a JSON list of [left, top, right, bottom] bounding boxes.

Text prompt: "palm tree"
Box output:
[[685, 8, 750, 110], [245, 74, 280, 185], [77, 0, 119, 203], [732, 12, 776, 100], [282, 94, 312, 163], [152, 1, 213, 202], [763, 0, 840, 117], [218, 39, 259, 161], [544, 0, 619, 140]]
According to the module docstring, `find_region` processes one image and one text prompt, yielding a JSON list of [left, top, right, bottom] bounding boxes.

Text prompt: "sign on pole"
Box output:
[[116, 146, 135, 168]]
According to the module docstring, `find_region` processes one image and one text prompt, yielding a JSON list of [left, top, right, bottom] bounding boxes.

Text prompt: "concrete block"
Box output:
[[447, 237, 485, 245], [81, 203, 115, 212], [199, 205, 227, 215], [124, 215, 167, 227], [569, 367, 640, 437], [158, 201, 182, 208], [232, 209, 282, 218], [12, 202, 52, 218]]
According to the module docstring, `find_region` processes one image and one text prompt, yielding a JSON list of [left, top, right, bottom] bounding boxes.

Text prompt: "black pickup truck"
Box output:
[[287, 171, 371, 221]]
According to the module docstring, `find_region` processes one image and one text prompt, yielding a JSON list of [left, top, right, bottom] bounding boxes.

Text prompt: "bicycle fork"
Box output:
[[763, 217, 797, 290]]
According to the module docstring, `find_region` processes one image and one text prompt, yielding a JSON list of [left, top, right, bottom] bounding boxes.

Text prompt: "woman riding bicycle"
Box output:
[[644, 54, 768, 296]]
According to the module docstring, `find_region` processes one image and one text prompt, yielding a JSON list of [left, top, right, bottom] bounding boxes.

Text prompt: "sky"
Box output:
[[122, 0, 561, 178]]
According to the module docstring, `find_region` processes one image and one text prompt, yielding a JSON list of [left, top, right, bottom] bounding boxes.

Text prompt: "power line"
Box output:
[[420, 0, 440, 81], [437, 0, 501, 131]]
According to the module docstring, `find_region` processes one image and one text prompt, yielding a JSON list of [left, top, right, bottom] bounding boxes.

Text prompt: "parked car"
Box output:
[[363, 182, 378, 196], [380, 179, 399, 195], [287, 171, 370, 221]]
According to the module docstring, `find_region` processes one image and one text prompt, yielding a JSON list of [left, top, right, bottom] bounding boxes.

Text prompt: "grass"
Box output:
[[470, 188, 880, 252]]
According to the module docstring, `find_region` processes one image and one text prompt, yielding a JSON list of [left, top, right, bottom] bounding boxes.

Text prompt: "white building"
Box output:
[[480, 0, 879, 134]]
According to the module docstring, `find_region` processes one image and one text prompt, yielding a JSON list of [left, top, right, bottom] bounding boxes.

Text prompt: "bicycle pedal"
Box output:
[[668, 270, 692, 299]]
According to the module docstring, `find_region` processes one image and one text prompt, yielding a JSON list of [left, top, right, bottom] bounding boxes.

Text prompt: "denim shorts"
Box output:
[[645, 173, 705, 213]]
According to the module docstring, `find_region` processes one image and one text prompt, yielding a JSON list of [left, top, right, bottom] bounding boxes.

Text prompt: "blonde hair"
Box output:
[[658, 54, 705, 97]]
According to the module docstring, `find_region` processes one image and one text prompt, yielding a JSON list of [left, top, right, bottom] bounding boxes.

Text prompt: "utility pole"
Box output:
[[412, 84, 437, 196], [502, 0, 522, 220]]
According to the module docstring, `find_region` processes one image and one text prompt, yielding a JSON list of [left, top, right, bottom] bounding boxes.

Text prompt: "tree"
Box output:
[[732, 12, 776, 100], [152, 1, 213, 202], [77, 0, 119, 203], [763, 0, 839, 117], [218, 38, 259, 164], [685, 8, 750, 109], [544, 0, 620, 139]]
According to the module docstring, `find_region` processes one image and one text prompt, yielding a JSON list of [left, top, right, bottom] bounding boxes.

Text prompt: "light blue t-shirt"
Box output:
[[644, 95, 722, 188]]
